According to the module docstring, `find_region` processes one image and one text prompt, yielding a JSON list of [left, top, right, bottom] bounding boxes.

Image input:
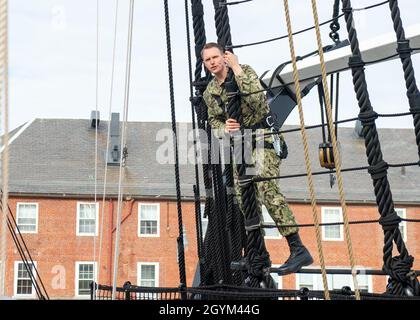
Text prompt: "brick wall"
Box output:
[[4, 197, 419, 298]]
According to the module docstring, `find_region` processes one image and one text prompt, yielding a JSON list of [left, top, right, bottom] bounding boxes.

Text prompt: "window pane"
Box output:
[[323, 209, 342, 239], [79, 219, 95, 234], [140, 221, 157, 235], [17, 204, 37, 231], [325, 226, 341, 239], [140, 205, 158, 220], [78, 264, 94, 295], [140, 265, 156, 287], [18, 224, 36, 232], [79, 204, 96, 234], [142, 266, 154, 278], [17, 263, 34, 295], [80, 204, 96, 219]]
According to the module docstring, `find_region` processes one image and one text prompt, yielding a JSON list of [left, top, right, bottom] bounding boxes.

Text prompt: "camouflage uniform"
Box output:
[[203, 64, 298, 236]]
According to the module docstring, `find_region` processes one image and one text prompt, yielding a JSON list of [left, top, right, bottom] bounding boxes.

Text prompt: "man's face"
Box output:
[[202, 47, 225, 75]]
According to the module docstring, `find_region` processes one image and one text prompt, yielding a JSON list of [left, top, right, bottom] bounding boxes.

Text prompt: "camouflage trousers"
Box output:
[[233, 147, 298, 237]]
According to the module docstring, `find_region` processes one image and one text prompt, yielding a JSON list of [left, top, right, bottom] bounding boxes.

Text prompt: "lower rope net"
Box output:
[[91, 281, 420, 301]]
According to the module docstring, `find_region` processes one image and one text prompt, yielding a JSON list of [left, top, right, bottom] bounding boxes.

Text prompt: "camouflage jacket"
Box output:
[[203, 64, 273, 142]]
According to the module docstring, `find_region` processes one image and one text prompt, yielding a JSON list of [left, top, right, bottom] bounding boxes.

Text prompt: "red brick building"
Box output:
[[1, 116, 419, 299]]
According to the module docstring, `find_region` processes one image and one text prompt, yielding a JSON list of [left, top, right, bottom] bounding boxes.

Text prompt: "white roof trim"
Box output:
[[0, 118, 36, 153]]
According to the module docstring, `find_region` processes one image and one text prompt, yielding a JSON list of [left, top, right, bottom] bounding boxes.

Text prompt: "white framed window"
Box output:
[[296, 272, 315, 291], [395, 208, 407, 242], [201, 203, 208, 239], [14, 261, 37, 298], [296, 267, 372, 295], [16, 203, 38, 233], [262, 205, 281, 239], [76, 202, 99, 236], [138, 203, 160, 237], [321, 207, 343, 241], [75, 262, 97, 298], [137, 262, 159, 299]]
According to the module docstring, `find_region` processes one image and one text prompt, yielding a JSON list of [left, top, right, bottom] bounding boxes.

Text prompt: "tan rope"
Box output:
[[0, 0, 8, 298], [309, 0, 360, 300], [282, 0, 330, 300]]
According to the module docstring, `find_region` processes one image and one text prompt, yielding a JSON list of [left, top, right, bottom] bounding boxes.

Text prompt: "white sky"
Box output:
[[7, 0, 420, 131]]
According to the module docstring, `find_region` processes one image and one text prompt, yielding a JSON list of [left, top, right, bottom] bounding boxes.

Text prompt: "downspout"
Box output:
[[110, 198, 135, 285], [108, 199, 114, 285]]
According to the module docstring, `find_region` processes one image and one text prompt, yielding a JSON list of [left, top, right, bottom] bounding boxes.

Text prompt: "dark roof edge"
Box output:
[[7, 192, 420, 206]]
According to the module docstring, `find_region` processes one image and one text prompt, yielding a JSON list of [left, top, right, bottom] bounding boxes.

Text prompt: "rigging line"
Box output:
[[164, 0, 187, 290], [261, 111, 414, 137], [4, 215, 44, 299], [252, 161, 420, 183], [310, 0, 360, 300], [220, 0, 253, 6], [229, 14, 344, 49], [112, 0, 134, 301], [229, 0, 390, 49], [93, 0, 100, 300], [184, 1, 204, 252], [0, 0, 8, 298], [0, 194, 50, 299], [262, 218, 420, 230], [283, 0, 330, 300], [97, 0, 119, 295], [241, 49, 420, 97]]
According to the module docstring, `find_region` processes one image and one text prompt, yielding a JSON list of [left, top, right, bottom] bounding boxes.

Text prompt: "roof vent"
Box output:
[[91, 110, 100, 128], [107, 113, 121, 166]]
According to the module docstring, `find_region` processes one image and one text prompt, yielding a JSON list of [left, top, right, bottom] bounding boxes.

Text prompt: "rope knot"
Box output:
[[341, 6, 353, 14], [348, 55, 365, 70], [384, 255, 414, 284], [246, 251, 271, 279], [238, 175, 253, 188], [396, 40, 412, 59], [378, 210, 401, 232], [367, 160, 389, 180], [245, 215, 261, 232], [358, 109, 378, 126]]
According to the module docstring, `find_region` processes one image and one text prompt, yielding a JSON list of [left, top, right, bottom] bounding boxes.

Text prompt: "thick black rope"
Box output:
[[190, 0, 238, 287], [213, 0, 274, 289], [386, 0, 420, 295], [163, 0, 187, 293], [341, 0, 418, 296], [184, 0, 206, 285], [388, 0, 420, 160], [214, 4, 248, 283]]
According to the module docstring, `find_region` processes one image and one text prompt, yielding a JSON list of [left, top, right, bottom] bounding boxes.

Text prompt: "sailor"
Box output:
[[201, 42, 313, 275]]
